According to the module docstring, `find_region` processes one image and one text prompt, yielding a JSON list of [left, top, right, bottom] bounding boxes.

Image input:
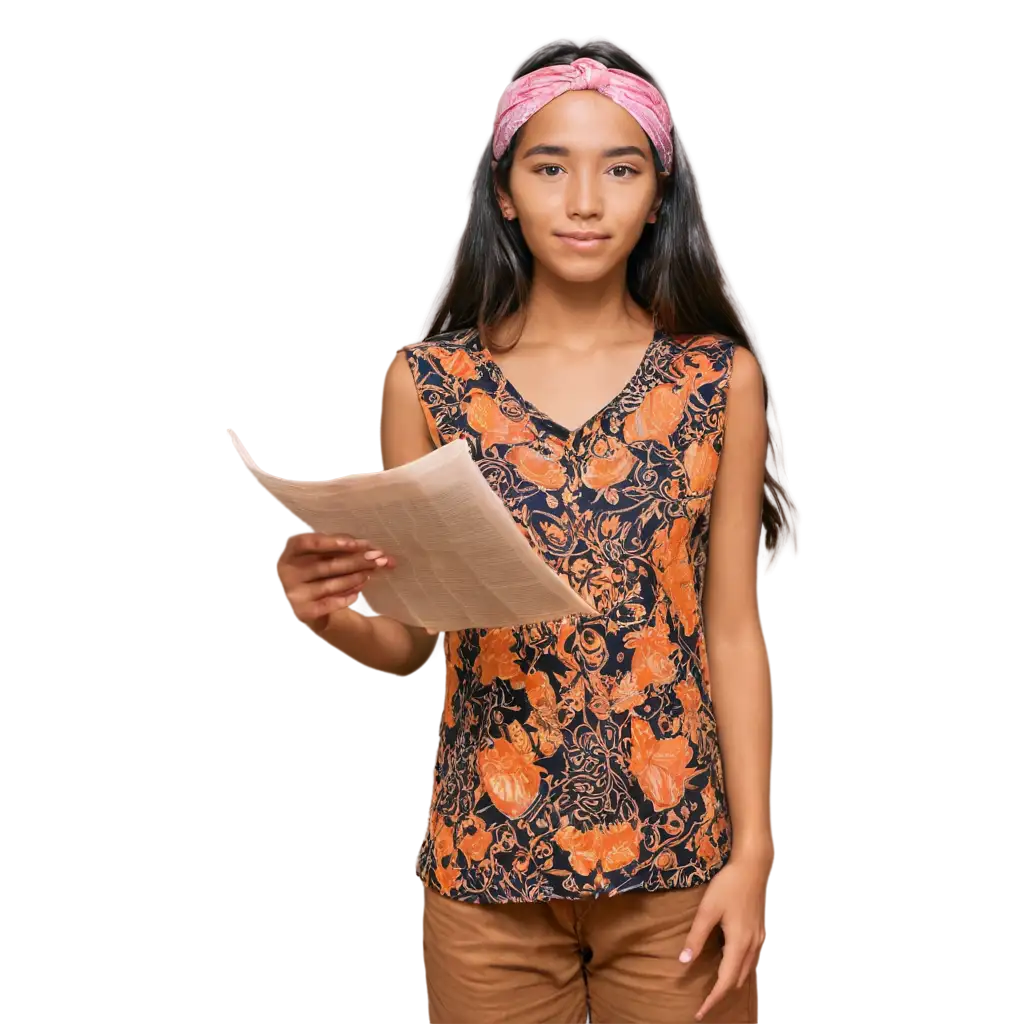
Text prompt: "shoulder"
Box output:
[[386, 328, 466, 386], [667, 331, 729, 366], [390, 328, 485, 403], [382, 349, 418, 428], [664, 333, 751, 396], [677, 333, 762, 391], [397, 327, 475, 358], [722, 339, 763, 402], [382, 355, 437, 460], [711, 339, 765, 444]]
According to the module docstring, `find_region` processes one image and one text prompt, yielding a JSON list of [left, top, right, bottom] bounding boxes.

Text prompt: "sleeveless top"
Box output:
[[399, 325, 737, 905]]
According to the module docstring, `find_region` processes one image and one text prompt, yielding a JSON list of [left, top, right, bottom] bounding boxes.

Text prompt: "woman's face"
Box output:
[[496, 90, 664, 283]]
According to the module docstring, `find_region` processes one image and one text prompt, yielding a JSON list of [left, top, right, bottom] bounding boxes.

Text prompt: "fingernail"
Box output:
[[374, 556, 388, 566], [364, 550, 383, 559], [679, 948, 692, 963]]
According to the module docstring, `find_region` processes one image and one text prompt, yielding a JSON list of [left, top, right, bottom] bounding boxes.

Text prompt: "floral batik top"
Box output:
[[399, 325, 737, 905]]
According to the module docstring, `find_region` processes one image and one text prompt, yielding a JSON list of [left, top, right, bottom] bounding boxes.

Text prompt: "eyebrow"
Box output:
[[519, 144, 649, 161]]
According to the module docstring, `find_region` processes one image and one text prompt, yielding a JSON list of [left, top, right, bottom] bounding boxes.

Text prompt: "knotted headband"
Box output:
[[492, 56, 674, 174]]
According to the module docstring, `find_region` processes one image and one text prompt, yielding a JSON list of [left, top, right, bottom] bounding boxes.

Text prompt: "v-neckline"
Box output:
[[470, 324, 668, 441]]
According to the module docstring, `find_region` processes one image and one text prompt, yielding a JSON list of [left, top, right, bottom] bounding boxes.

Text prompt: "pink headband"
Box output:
[[492, 56, 674, 174]]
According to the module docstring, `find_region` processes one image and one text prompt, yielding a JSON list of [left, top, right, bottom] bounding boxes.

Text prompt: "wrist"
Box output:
[[308, 614, 331, 635], [730, 833, 774, 868]]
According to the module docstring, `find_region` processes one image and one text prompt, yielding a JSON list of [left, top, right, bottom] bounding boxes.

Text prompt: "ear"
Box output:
[[494, 183, 518, 222], [646, 172, 669, 223]]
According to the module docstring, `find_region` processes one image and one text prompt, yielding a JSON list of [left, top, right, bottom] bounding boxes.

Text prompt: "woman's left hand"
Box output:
[[678, 852, 770, 1021]]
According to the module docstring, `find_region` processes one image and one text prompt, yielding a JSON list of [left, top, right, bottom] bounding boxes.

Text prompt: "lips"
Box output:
[[556, 232, 610, 252]]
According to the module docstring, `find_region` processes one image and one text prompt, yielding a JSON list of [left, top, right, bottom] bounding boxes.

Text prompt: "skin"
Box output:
[[682, 337, 772, 1020], [274, 356, 442, 684], [280, 87, 773, 1022], [487, 90, 668, 410]]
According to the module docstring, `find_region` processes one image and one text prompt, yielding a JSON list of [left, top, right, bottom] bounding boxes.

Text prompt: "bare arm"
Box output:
[[702, 344, 774, 866], [305, 350, 440, 676]]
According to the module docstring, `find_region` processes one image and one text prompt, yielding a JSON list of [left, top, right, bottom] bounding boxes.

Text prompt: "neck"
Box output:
[[494, 263, 655, 351]]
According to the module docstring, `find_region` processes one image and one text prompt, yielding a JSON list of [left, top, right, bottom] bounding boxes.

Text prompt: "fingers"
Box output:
[[279, 533, 396, 626], [281, 534, 396, 582], [678, 897, 719, 964], [739, 924, 765, 983], [298, 549, 392, 584], [282, 531, 364, 560], [298, 570, 372, 605], [304, 583, 362, 623], [300, 588, 357, 633], [737, 943, 758, 987], [694, 934, 747, 1022], [280, 532, 350, 581]]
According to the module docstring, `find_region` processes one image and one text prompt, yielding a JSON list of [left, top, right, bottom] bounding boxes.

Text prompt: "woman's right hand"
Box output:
[[277, 532, 394, 634]]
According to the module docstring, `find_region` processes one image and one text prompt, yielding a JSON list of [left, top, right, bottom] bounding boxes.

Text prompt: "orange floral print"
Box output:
[[464, 390, 537, 450], [441, 648, 459, 728], [693, 778, 728, 872], [650, 516, 701, 634], [433, 861, 462, 895], [436, 346, 479, 380], [606, 670, 648, 715], [675, 671, 706, 743], [477, 720, 544, 818], [671, 348, 725, 391], [576, 561, 622, 616], [599, 820, 643, 872], [675, 673, 703, 715], [623, 614, 678, 690], [478, 627, 519, 687], [554, 824, 602, 875], [629, 716, 702, 811], [684, 438, 720, 494], [434, 821, 455, 860], [457, 815, 493, 863], [581, 435, 639, 490], [515, 669, 563, 756], [537, 516, 571, 549], [622, 383, 687, 445], [506, 445, 568, 490], [600, 513, 623, 537], [555, 819, 641, 876], [655, 848, 678, 872], [401, 328, 736, 903]]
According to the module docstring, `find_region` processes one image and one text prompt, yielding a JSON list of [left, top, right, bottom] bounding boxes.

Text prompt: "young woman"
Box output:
[[277, 39, 793, 1024]]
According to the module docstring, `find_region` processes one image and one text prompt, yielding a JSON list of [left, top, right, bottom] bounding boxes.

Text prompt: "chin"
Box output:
[[545, 253, 617, 283]]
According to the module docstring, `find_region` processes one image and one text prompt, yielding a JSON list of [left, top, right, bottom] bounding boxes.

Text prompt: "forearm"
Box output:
[[308, 608, 434, 676], [706, 624, 774, 864]]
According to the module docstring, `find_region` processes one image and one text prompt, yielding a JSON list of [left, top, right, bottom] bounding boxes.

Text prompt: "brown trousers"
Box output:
[[422, 881, 757, 1023]]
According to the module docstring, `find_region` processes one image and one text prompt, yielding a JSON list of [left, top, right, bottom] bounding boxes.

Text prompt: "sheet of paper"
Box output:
[[228, 429, 598, 631]]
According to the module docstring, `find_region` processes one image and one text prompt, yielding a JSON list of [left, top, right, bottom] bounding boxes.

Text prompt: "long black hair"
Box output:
[[424, 38, 794, 554]]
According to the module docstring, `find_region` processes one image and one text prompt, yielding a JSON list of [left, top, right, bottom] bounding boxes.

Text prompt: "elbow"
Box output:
[[703, 613, 764, 654], [704, 610, 770, 667]]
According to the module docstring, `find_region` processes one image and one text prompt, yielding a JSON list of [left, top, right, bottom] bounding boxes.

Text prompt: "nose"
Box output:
[[565, 168, 602, 220]]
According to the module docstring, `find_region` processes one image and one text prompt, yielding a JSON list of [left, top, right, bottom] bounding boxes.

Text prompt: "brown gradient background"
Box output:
[[2, 8, 1024, 1024]]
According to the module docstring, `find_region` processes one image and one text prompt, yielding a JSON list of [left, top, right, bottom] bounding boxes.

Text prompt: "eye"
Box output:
[[610, 164, 640, 178]]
